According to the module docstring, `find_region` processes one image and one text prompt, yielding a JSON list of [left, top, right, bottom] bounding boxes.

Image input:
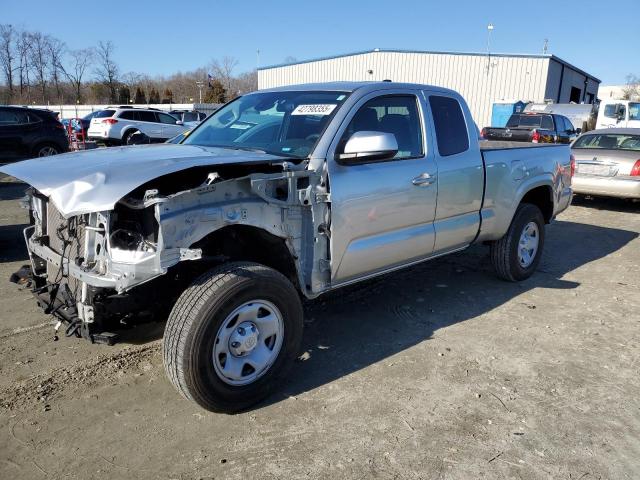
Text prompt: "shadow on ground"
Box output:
[[114, 217, 638, 410], [0, 181, 27, 201], [262, 218, 637, 405], [1, 181, 637, 408], [572, 194, 640, 213]]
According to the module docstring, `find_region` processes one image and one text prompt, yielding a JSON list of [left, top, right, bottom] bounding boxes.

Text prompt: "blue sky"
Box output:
[[2, 0, 638, 84]]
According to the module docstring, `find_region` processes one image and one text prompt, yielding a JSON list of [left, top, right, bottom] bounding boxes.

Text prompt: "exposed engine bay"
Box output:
[[14, 159, 330, 344]]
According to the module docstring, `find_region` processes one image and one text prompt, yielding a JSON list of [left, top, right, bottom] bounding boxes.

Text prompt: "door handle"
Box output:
[[412, 173, 436, 186]]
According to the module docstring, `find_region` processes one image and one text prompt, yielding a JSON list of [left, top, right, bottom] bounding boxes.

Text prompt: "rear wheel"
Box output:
[[490, 203, 545, 281], [34, 143, 61, 157], [122, 129, 139, 145], [163, 262, 303, 413]]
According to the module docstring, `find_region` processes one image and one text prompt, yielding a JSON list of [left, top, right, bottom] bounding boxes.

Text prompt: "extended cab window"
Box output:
[[428, 95, 469, 156], [341, 95, 423, 160]]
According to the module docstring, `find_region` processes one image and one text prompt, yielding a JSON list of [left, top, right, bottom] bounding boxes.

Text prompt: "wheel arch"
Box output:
[[190, 224, 300, 290], [519, 184, 554, 223]]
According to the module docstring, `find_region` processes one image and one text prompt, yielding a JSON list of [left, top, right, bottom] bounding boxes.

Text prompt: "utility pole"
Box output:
[[195, 81, 204, 104]]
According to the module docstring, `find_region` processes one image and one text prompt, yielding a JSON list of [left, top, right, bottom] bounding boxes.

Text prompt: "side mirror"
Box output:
[[176, 120, 184, 125], [575, 128, 582, 135], [336, 131, 398, 165]]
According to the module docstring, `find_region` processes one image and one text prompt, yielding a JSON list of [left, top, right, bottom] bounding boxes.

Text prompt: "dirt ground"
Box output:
[[0, 177, 638, 480]]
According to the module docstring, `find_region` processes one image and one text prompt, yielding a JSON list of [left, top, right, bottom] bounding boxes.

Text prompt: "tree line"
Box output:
[[0, 24, 257, 106]]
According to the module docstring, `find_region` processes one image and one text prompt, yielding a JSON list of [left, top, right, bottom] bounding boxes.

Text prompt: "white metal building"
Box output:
[[258, 49, 600, 127]]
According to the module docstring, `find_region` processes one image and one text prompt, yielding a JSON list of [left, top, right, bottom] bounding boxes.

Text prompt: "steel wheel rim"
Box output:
[[518, 221, 539, 268], [38, 146, 58, 157], [212, 300, 284, 386]]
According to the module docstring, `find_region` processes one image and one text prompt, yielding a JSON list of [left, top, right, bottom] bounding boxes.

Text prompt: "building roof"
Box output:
[[259, 48, 600, 83], [257, 81, 460, 96]]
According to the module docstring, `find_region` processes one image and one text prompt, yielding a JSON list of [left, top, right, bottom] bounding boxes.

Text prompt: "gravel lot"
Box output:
[[0, 177, 639, 480]]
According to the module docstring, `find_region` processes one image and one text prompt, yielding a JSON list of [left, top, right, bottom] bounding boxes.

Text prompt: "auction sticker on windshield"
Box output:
[[292, 104, 337, 115]]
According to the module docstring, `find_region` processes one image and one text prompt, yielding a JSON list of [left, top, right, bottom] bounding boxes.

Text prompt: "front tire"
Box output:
[[490, 203, 545, 281], [163, 262, 303, 413]]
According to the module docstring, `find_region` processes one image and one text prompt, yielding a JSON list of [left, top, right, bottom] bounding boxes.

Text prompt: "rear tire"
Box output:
[[33, 143, 61, 157], [122, 129, 139, 145], [163, 262, 303, 413], [490, 203, 545, 281]]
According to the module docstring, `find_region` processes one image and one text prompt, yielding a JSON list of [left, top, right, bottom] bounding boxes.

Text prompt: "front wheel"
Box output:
[[163, 262, 303, 413], [490, 203, 545, 281]]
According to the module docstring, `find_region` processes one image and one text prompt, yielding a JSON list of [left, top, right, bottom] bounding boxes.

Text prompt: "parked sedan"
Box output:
[[0, 106, 69, 162], [571, 128, 640, 199]]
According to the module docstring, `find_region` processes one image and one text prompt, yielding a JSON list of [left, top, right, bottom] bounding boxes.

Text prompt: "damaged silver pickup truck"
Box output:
[[2, 82, 574, 412]]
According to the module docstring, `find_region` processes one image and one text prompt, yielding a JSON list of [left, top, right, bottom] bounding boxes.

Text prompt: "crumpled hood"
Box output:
[[0, 144, 288, 217]]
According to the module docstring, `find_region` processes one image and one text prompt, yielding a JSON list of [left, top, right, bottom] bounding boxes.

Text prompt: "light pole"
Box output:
[[486, 23, 495, 125], [195, 81, 204, 104], [256, 49, 260, 70], [486, 23, 494, 74]]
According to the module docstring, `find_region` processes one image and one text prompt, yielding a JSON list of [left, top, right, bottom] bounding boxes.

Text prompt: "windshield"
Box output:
[[183, 90, 350, 158], [629, 103, 640, 121], [573, 133, 640, 151]]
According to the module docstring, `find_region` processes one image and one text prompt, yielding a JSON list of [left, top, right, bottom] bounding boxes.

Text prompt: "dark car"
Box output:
[[482, 113, 579, 144], [0, 106, 69, 161]]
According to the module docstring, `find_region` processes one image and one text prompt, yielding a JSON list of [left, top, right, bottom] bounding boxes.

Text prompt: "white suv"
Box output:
[[87, 107, 188, 145]]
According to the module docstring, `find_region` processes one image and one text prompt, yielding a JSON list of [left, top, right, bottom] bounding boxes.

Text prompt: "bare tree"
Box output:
[[233, 70, 257, 95], [622, 74, 640, 100], [47, 37, 66, 103], [62, 48, 94, 103], [94, 40, 119, 102], [16, 30, 32, 101], [0, 24, 16, 102], [29, 32, 50, 103], [211, 56, 239, 94]]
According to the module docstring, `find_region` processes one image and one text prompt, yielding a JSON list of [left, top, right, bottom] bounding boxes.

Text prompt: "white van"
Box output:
[[596, 100, 640, 130]]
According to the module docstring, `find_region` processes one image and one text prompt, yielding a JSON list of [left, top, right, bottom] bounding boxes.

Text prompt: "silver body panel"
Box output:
[[1, 81, 572, 303]]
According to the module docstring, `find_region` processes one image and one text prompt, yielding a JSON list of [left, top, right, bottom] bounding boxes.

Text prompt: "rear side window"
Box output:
[[428, 95, 469, 156], [0, 109, 30, 124], [138, 111, 157, 123], [541, 116, 554, 130], [119, 111, 136, 120], [94, 109, 115, 118]]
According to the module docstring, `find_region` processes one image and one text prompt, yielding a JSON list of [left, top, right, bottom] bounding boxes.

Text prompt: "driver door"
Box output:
[[327, 91, 438, 284]]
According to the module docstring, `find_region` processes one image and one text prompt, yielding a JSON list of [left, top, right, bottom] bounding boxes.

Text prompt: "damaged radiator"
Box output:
[[45, 201, 86, 297]]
